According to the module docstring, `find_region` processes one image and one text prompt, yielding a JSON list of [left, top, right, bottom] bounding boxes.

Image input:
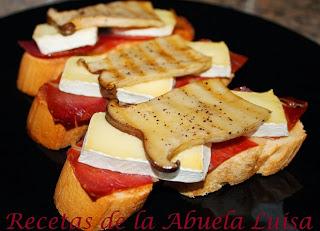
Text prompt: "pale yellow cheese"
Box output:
[[62, 55, 105, 83], [172, 146, 204, 170], [119, 78, 174, 98], [33, 24, 59, 37], [188, 41, 230, 67], [233, 90, 286, 124], [84, 113, 205, 171]]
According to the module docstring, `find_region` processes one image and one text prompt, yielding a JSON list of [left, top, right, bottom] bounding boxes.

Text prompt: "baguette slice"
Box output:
[[170, 121, 306, 197], [54, 157, 153, 231], [253, 121, 307, 176], [27, 86, 87, 150], [17, 52, 67, 96]]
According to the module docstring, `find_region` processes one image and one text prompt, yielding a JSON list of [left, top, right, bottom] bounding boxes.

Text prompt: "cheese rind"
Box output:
[[79, 112, 211, 183], [59, 55, 104, 97], [112, 9, 176, 37], [188, 41, 232, 78], [59, 79, 102, 97], [233, 90, 288, 137], [32, 24, 98, 55]]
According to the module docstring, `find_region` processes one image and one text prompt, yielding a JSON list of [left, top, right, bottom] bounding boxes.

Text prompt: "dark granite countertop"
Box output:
[[1, 0, 319, 44]]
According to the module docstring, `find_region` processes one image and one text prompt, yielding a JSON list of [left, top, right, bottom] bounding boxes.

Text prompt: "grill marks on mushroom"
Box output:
[[47, 1, 164, 34], [84, 35, 212, 97], [106, 79, 271, 172]]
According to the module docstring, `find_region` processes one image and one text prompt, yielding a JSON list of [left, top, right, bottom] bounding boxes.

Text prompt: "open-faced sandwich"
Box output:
[[18, 1, 307, 231], [54, 79, 307, 230]]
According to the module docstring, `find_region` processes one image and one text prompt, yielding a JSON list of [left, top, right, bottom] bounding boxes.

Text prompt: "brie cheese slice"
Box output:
[[59, 55, 106, 97], [32, 24, 98, 55], [79, 112, 211, 183], [189, 41, 232, 78], [112, 9, 176, 37], [117, 78, 175, 104], [233, 90, 288, 137]]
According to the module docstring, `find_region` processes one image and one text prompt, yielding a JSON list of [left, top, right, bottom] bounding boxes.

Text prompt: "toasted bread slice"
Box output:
[[252, 121, 307, 176], [27, 88, 87, 150], [17, 52, 67, 96], [106, 79, 270, 171], [54, 158, 153, 231], [170, 121, 306, 197], [48, 1, 163, 34]]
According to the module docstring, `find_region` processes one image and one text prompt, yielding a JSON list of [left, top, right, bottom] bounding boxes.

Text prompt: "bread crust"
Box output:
[[171, 121, 306, 197], [173, 16, 195, 41], [253, 121, 307, 176], [17, 52, 67, 96], [54, 159, 153, 231], [27, 89, 87, 150]]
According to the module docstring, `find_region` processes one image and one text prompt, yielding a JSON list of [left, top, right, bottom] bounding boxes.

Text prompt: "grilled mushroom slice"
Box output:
[[83, 35, 212, 98], [47, 1, 164, 35], [106, 79, 271, 172]]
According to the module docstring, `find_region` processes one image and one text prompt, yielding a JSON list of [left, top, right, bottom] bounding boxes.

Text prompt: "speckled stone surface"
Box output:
[[1, 0, 319, 44]]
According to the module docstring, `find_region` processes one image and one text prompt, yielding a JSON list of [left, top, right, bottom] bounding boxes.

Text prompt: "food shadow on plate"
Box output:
[[37, 144, 67, 166], [117, 171, 302, 231], [38, 139, 303, 231]]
